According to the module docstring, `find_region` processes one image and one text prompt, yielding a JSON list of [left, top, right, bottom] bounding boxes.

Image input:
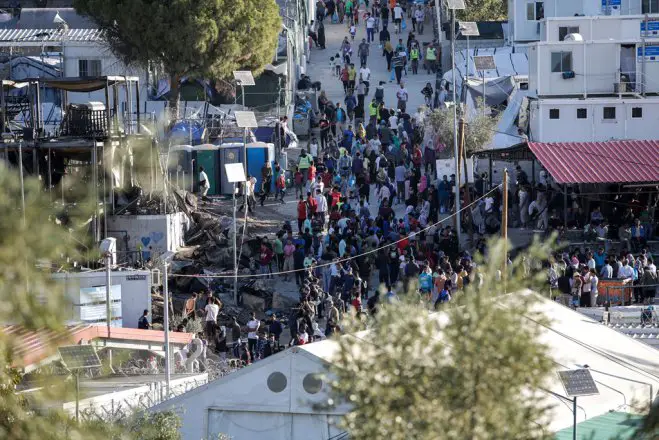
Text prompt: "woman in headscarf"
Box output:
[[383, 40, 394, 71], [357, 122, 366, 140]]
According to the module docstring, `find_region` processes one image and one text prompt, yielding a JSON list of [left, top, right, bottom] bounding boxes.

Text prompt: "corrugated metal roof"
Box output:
[[2, 324, 91, 368], [528, 140, 659, 184], [554, 411, 643, 440], [0, 8, 97, 30], [0, 28, 103, 42]]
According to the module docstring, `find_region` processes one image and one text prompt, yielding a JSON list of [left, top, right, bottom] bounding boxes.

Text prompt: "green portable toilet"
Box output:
[[194, 144, 221, 195]]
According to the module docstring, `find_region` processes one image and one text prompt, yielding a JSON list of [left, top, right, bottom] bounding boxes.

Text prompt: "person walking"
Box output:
[[421, 82, 433, 107], [359, 63, 371, 94], [198, 166, 211, 201], [365, 13, 376, 42], [392, 50, 405, 84], [396, 83, 408, 112], [238, 174, 257, 213], [259, 161, 273, 206], [358, 38, 370, 66], [409, 43, 420, 74], [392, 2, 403, 34], [383, 40, 394, 71]]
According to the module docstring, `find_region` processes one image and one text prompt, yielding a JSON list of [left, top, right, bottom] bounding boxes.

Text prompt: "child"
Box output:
[[330, 56, 336, 76], [335, 53, 341, 76], [349, 24, 356, 40]]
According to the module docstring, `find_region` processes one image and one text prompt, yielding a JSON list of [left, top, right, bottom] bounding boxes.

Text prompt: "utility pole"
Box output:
[[451, 8, 461, 246], [502, 169, 509, 292], [163, 262, 171, 396]]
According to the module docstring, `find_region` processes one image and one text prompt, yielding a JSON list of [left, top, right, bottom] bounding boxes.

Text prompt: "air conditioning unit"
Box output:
[[562, 71, 576, 79]]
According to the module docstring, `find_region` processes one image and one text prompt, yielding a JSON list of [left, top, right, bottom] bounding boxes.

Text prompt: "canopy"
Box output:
[[33, 76, 139, 92], [528, 141, 659, 184]]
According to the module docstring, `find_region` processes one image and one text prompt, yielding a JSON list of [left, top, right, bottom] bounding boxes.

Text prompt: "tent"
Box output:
[[150, 292, 659, 438]]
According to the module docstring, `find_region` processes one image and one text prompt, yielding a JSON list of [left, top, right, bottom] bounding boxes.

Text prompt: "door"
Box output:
[[196, 150, 217, 195], [220, 146, 242, 195], [620, 44, 636, 90]]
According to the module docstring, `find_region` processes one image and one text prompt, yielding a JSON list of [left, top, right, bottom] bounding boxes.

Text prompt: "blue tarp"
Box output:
[[169, 121, 205, 145]]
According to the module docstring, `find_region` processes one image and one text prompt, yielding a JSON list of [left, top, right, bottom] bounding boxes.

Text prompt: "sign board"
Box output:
[[473, 55, 496, 71], [78, 285, 122, 326], [601, 0, 621, 5], [224, 163, 246, 183], [637, 45, 659, 62], [436, 158, 474, 186], [641, 21, 659, 38], [446, 0, 466, 9], [558, 369, 600, 397]]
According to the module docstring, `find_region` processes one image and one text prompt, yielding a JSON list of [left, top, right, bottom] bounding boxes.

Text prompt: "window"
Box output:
[[632, 107, 643, 118], [642, 0, 659, 14], [559, 26, 579, 41], [549, 108, 560, 119], [577, 108, 587, 119], [526, 1, 544, 20], [551, 51, 573, 73], [78, 59, 102, 77], [603, 107, 616, 120]]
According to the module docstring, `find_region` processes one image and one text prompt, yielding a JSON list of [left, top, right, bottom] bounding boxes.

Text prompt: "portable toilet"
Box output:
[[246, 142, 276, 193], [167, 145, 195, 192], [217, 143, 245, 195], [193, 144, 221, 195]]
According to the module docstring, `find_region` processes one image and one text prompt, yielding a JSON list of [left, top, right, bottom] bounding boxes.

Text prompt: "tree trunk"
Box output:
[[168, 73, 181, 123]]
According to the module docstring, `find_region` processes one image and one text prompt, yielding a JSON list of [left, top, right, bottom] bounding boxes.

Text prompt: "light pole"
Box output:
[[99, 238, 116, 336], [163, 261, 171, 395], [224, 163, 247, 305], [447, 0, 465, 245], [233, 71, 255, 213]]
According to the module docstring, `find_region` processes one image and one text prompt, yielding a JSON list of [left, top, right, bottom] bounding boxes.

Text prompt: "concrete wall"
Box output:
[[52, 270, 152, 329], [107, 212, 190, 257], [529, 97, 659, 141]]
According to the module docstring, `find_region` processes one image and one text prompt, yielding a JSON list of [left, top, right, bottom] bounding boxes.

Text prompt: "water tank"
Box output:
[[564, 33, 584, 42]]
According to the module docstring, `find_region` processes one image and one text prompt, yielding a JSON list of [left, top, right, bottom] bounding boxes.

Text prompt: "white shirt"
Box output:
[[378, 185, 391, 202], [204, 303, 219, 322], [366, 16, 376, 29], [199, 171, 210, 188], [618, 265, 634, 280], [393, 6, 403, 19], [309, 141, 319, 157], [246, 177, 256, 196], [414, 9, 424, 20], [359, 67, 371, 81], [316, 193, 328, 213], [247, 319, 260, 339], [389, 115, 398, 128], [396, 88, 408, 102]]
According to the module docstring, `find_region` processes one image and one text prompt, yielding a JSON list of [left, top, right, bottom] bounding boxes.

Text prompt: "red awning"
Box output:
[[528, 141, 659, 184]]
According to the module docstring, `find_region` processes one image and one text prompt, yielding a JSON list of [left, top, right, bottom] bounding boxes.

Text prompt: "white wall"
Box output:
[[544, 15, 659, 41], [107, 212, 190, 256], [512, 0, 647, 42], [528, 41, 659, 96], [529, 98, 659, 141], [52, 270, 152, 329]]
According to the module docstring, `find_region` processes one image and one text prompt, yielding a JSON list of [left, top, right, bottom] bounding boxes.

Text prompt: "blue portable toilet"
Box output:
[[217, 143, 245, 195], [167, 145, 195, 192], [246, 142, 276, 193], [193, 144, 221, 195]]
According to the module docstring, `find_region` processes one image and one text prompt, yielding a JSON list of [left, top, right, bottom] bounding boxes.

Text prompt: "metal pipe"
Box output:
[[163, 263, 171, 396], [642, 14, 648, 97], [451, 9, 461, 244], [75, 370, 80, 423], [233, 182, 238, 304], [572, 397, 577, 440], [106, 254, 112, 337], [19, 142, 25, 227]]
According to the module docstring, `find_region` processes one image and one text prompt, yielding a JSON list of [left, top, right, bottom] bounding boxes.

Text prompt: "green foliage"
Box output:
[[73, 0, 282, 116], [326, 239, 557, 440], [0, 164, 184, 439], [459, 0, 507, 21], [636, 402, 659, 439], [426, 105, 498, 156]]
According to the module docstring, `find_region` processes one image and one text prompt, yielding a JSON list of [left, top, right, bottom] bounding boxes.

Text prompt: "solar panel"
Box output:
[[446, 0, 466, 10], [459, 21, 480, 37], [232, 70, 255, 86], [58, 345, 101, 370], [473, 55, 496, 71], [558, 369, 600, 397], [234, 111, 258, 128]]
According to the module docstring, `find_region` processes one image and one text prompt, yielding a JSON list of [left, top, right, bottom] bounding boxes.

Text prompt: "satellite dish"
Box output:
[[564, 33, 583, 42]]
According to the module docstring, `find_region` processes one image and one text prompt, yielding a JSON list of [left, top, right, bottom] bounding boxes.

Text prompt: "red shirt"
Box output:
[[330, 191, 342, 207], [307, 197, 318, 215], [322, 171, 332, 188], [297, 201, 307, 219], [308, 165, 316, 182]]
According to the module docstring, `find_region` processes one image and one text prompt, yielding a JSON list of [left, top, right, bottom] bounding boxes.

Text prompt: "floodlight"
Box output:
[[446, 0, 466, 10]]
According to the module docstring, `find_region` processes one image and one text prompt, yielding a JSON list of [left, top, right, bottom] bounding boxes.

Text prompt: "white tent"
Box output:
[[151, 293, 659, 438], [149, 344, 349, 440]]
